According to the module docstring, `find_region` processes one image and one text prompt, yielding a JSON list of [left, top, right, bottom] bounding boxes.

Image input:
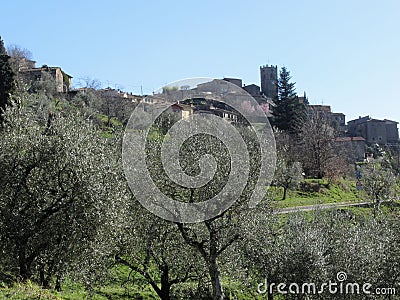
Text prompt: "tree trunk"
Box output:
[[374, 196, 380, 219], [39, 265, 45, 287], [208, 222, 224, 300], [158, 265, 171, 300], [268, 291, 274, 300], [209, 260, 223, 300], [282, 185, 288, 200], [156, 286, 171, 300], [55, 275, 63, 292], [18, 246, 31, 281]]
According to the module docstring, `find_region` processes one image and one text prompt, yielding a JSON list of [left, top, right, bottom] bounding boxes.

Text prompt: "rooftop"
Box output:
[[334, 136, 365, 142]]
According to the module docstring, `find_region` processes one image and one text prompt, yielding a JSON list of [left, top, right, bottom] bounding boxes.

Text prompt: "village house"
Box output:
[[347, 116, 399, 145], [19, 64, 72, 93], [170, 103, 193, 119], [307, 105, 347, 136]]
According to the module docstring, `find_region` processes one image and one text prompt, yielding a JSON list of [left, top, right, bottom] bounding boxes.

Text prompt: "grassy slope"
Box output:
[[0, 266, 157, 300], [269, 178, 362, 208]]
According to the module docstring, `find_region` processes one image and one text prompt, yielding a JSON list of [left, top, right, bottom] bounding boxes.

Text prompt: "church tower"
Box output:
[[260, 65, 278, 99]]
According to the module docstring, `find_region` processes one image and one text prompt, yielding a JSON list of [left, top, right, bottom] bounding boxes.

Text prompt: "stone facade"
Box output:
[[260, 64, 278, 99], [223, 78, 242, 88], [243, 84, 260, 96], [19, 65, 72, 93], [347, 116, 399, 145], [385, 120, 399, 144], [10, 57, 36, 71], [331, 112, 346, 134]]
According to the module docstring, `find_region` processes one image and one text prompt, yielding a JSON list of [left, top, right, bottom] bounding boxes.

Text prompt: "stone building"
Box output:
[[170, 103, 193, 119], [19, 65, 72, 93], [331, 112, 346, 134], [347, 116, 399, 145], [332, 112, 346, 127], [308, 104, 332, 116], [260, 64, 278, 99], [223, 77, 242, 88], [242, 83, 270, 106], [307, 105, 347, 135], [243, 84, 260, 96], [385, 119, 399, 144]]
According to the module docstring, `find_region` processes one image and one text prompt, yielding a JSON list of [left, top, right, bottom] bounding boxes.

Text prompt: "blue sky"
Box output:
[[1, 0, 399, 122]]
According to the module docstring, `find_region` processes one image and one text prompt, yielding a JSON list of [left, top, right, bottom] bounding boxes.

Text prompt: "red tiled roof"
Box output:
[[334, 136, 365, 142]]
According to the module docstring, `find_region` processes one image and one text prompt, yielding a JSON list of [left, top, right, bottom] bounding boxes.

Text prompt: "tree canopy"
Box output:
[[0, 36, 16, 114], [271, 67, 305, 133], [0, 93, 128, 287]]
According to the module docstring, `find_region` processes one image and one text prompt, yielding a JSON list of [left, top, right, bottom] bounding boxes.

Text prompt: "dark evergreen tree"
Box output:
[[0, 36, 16, 114], [271, 67, 305, 133]]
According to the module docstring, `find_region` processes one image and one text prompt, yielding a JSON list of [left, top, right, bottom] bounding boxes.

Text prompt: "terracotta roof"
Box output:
[[334, 136, 365, 142]]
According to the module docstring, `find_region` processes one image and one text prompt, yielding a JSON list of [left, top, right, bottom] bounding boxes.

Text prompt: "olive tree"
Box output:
[[117, 206, 209, 300], [140, 121, 271, 299], [242, 209, 400, 299], [122, 79, 276, 299], [360, 163, 396, 218], [0, 95, 128, 288]]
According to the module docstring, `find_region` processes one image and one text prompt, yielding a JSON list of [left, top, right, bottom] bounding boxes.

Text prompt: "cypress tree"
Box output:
[[271, 67, 305, 133], [0, 36, 16, 114]]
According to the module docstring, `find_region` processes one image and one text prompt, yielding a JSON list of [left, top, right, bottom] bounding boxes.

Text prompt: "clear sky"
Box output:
[[1, 0, 399, 122]]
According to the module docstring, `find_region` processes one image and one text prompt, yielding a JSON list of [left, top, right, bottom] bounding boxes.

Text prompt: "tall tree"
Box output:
[[0, 36, 16, 114], [271, 67, 304, 133], [137, 117, 268, 299], [361, 163, 396, 218], [0, 94, 128, 287], [296, 108, 336, 178], [7, 44, 33, 72]]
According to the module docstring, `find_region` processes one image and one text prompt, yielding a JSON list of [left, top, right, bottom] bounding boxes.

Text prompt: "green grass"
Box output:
[[0, 281, 65, 300], [269, 178, 362, 208], [0, 266, 158, 300], [0, 276, 260, 300], [338, 200, 400, 218]]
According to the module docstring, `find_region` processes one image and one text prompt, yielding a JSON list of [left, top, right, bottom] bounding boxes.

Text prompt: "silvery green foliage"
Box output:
[[118, 205, 209, 299], [360, 163, 396, 217], [133, 120, 267, 299], [0, 96, 129, 287], [361, 163, 396, 201], [240, 210, 330, 300], [241, 210, 400, 299]]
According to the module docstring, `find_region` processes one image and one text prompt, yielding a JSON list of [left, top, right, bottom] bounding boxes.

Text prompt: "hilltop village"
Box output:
[[14, 55, 399, 166], [1, 36, 400, 300]]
